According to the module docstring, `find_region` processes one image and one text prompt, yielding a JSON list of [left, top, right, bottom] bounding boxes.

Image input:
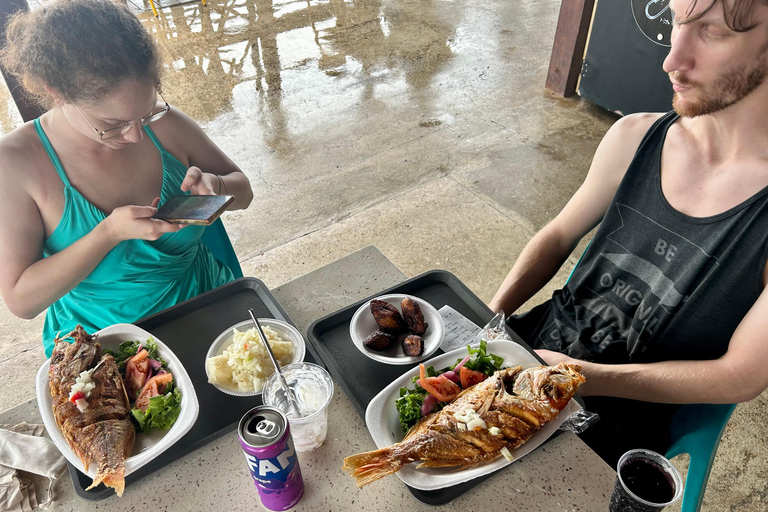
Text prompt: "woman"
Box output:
[[0, 0, 254, 356]]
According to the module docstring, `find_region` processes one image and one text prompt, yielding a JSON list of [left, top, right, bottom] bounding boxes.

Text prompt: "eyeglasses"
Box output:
[[68, 92, 171, 141]]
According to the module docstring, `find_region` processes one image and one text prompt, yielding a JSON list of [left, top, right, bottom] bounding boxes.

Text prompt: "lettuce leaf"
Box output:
[[395, 388, 424, 435], [104, 338, 168, 371], [131, 387, 182, 432], [461, 340, 504, 376]]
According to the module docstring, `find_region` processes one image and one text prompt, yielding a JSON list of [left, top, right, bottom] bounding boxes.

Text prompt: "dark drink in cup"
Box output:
[[238, 406, 304, 511], [609, 449, 682, 512]]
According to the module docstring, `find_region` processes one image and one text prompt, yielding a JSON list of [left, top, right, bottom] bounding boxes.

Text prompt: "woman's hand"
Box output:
[[180, 166, 217, 195], [103, 197, 183, 243]]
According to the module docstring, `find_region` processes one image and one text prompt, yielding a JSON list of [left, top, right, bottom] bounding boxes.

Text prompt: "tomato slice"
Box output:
[[125, 349, 150, 401], [135, 373, 174, 411], [419, 364, 461, 402], [69, 391, 85, 403], [460, 367, 487, 389]]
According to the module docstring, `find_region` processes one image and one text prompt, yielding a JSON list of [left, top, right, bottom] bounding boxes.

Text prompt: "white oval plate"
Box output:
[[204, 318, 306, 396], [349, 294, 444, 365], [364, 340, 582, 491], [35, 323, 199, 481]]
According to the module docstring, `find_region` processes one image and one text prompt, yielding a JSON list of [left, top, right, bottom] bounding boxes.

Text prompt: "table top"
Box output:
[[0, 245, 615, 511]]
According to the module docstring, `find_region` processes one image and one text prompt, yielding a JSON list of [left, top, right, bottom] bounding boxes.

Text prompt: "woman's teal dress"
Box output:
[[34, 119, 234, 357]]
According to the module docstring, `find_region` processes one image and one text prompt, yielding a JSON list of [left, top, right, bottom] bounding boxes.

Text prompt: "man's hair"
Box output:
[[680, 0, 768, 32], [0, 0, 162, 107]]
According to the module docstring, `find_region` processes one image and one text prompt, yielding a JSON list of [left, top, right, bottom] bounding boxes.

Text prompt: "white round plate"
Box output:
[[205, 318, 306, 396], [349, 294, 444, 365]]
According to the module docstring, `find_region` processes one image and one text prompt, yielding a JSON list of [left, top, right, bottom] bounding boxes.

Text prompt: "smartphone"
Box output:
[[153, 195, 235, 225]]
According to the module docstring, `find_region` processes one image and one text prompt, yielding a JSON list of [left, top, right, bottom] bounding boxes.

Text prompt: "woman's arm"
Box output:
[[0, 140, 181, 318], [154, 108, 254, 210]]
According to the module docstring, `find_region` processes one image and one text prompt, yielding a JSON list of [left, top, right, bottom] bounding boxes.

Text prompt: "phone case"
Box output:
[[154, 195, 235, 225]]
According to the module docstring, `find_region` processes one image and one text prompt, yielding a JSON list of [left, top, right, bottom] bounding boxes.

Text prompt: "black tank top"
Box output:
[[534, 112, 768, 364]]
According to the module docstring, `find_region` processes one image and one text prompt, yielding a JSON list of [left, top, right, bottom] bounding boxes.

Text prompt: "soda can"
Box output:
[[238, 406, 304, 511]]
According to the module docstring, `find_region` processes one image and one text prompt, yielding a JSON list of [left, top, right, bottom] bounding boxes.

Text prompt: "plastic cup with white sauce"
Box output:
[[262, 362, 334, 452]]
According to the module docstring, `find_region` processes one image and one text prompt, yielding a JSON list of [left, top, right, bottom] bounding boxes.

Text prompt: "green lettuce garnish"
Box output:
[[131, 387, 182, 432], [460, 339, 504, 375], [104, 338, 167, 371]]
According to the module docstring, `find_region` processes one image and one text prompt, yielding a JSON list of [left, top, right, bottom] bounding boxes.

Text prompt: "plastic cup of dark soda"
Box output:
[[609, 449, 683, 512]]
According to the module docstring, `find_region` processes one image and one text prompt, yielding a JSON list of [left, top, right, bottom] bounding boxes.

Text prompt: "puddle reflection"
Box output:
[[141, 0, 456, 151]]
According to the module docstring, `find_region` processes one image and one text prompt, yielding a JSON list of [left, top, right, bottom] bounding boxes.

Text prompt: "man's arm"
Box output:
[[538, 281, 768, 404], [489, 113, 663, 315]]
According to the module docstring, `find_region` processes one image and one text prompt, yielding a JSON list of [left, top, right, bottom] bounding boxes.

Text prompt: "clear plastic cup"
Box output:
[[609, 449, 683, 512], [262, 362, 334, 452]]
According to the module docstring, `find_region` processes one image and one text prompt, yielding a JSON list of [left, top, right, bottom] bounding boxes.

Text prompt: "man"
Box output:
[[490, 0, 768, 466]]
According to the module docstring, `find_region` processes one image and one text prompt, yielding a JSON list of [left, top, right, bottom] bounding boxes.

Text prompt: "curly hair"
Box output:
[[0, 0, 162, 108]]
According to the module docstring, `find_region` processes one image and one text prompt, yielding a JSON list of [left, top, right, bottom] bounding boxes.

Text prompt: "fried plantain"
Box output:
[[402, 335, 424, 356], [364, 330, 396, 351], [370, 299, 408, 334], [401, 297, 428, 335]]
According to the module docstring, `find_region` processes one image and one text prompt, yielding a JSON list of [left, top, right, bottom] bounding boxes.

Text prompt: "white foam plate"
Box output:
[[36, 323, 199, 481], [349, 294, 445, 365], [204, 318, 306, 396], [364, 339, 582, 491]]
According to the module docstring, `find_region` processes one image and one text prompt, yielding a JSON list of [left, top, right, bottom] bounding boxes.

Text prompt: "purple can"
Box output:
[[238, 406, 304, 511]]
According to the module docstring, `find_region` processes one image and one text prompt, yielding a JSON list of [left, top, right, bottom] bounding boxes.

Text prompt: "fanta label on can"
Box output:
[[238, 406, 304, 511]]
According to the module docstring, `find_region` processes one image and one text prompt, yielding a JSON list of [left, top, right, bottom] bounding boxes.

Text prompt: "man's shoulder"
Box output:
[[595, 112, 667, 162], [609, 112, 666, 139]]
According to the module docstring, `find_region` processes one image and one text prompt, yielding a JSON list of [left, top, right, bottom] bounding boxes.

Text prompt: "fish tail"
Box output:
[[86, 467, 126, 497], [342, 447, 405, 487]]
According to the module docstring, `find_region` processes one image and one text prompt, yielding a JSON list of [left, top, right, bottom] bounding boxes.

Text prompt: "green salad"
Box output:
[[395, 340, 505, 434], [105, 339, 182, 432]]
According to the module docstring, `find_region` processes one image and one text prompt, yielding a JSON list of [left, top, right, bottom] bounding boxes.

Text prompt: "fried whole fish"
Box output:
[[342, 363, 584, 487], [49, 326, 135, 496]]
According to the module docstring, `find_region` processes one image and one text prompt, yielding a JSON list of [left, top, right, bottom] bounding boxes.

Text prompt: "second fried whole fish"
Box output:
[[342, 363, 585, 487]]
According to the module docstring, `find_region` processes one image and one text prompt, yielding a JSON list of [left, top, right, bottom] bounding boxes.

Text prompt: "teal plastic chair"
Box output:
[[665, 403, 736, 512], [200, 218, 243, 278]]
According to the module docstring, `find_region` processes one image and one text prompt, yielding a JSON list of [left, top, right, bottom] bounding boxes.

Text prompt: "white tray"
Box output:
[[36, 323, 199, 481], [364, 339, 582, 491]]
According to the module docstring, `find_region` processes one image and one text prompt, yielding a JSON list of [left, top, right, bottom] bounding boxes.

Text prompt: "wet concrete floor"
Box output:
[[0, 0, 765, 510]]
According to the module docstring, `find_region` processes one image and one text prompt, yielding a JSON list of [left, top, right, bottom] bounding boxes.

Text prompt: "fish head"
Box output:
[[512, 363, 585, 405]]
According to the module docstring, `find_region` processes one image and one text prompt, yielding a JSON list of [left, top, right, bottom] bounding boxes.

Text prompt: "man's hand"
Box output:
[[535, 349, 580, 367], [180, 166, 217, 195]]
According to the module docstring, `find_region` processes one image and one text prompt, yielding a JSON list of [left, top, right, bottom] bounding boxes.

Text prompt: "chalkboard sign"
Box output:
[[579, 0, 673, 115]]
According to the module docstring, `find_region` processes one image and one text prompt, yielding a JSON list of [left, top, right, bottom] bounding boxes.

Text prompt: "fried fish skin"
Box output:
[[400, 297, 428, 335], [49, 325, 135, 497], [370, 299, 408, 334], [342, 363, 585, 487]]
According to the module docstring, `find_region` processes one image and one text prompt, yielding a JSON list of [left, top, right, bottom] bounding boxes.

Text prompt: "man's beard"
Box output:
[[671, 52, 768, 118]]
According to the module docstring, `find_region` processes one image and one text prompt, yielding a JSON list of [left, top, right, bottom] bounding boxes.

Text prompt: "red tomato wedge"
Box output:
[[460, 367, 487, 389], [125, 348, 150, 401], [135, 373, 174, 411], [419, 364, 461, 402]]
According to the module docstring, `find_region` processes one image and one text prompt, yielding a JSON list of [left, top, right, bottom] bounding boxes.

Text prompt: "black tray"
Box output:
[[69, 277, 320, 500], [306, 270, 546, 505]]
